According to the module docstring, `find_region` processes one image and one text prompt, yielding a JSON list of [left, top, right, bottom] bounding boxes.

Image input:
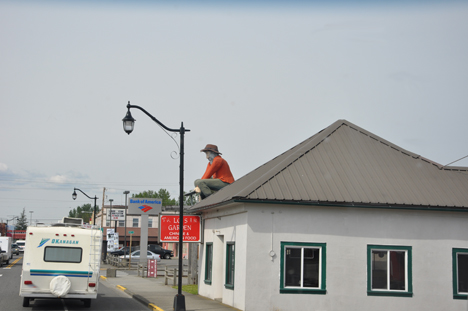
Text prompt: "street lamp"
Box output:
[[123, 101, 189, 311], [29, 211, 34, 227], [72, 188, 99, 225]]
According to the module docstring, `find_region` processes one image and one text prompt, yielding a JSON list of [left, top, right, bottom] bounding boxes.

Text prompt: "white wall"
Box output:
[[243, 204, 468, 311], [198, 205, 248, 310]]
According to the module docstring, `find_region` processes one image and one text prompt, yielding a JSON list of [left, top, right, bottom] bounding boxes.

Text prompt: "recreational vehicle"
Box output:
[[19, 218, 102, 308]]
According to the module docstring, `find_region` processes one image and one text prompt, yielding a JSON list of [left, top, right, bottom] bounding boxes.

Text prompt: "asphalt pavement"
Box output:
[[100, 260, 241, 311]]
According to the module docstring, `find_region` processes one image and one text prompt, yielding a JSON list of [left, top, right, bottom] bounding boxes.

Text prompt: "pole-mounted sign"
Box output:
[[127, 197, 162, 264], [128, 198, 162, 215]]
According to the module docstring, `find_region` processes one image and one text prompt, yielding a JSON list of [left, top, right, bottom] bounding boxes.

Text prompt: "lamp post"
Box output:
[[72, 188, 99, 225], [123, 191, 130, 249], [123, 101, 189, 311]]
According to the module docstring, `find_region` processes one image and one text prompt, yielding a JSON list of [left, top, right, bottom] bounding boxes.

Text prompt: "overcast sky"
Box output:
[[1, 0, 467, 224]]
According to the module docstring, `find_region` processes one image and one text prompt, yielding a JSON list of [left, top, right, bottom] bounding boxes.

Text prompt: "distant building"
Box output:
[[95, 204, 191, 257], [190, 120, 468, 311]]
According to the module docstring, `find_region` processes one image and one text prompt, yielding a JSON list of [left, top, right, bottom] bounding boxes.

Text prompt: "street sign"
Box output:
[[109, 209, 125, 221], [159, 215, 202, 243], [128, 231, 134, 234]]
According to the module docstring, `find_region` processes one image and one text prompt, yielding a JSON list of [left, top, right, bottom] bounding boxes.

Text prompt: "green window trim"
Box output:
[[280, 242, 327, 295], [367, 245, 413, 297], [225, 242, 235, 289], [204, 243, 213, 285], [452, 248, 468, 300]]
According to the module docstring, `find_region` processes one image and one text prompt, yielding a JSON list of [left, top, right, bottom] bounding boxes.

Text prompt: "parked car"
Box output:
[[109, 246, 139, 256], [120, 250, 161, 262], [11, 243, 20, 256], [148, 244, 174, 259], [0, 247, 7, 267]]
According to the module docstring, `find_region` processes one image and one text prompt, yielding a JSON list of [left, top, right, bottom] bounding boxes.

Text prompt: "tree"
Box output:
[[15, 207, 28, 230], [133, 189, 177, 206], [68, 203, 100, 224]]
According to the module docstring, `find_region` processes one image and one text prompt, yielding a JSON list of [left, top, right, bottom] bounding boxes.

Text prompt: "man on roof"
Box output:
[[194, 144, 234, 199]]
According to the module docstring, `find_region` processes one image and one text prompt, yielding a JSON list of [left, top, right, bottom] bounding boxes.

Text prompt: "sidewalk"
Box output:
[[99, 262, 241, 311]]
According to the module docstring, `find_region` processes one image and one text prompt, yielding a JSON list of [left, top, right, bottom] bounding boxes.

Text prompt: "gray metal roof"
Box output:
[[190, 120, 468, 211]]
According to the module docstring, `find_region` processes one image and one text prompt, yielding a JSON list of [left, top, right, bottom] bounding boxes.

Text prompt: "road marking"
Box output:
[[7, 257, 23, 268], [149, 303, 164, 311], [117, 285, 127, 291], [61, 298, 69, 311]]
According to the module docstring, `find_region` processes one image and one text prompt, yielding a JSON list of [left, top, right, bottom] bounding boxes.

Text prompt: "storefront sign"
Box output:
[[159, 215, 201, 243]]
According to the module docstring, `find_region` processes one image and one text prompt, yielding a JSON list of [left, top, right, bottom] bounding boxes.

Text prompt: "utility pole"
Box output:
[[101, 187, 106, 229]]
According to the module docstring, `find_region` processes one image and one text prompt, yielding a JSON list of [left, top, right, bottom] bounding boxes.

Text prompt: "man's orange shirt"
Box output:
[[201, 156, 234, 183]]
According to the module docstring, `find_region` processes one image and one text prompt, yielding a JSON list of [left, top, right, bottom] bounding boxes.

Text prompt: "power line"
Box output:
[[442, 154, 468, 168]]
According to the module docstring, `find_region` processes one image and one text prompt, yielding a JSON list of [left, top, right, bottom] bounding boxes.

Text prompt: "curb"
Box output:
[[102, 276, 165, 311]]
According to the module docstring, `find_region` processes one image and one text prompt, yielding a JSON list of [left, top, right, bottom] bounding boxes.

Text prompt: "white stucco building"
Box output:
[[190, 120, 468, 311]]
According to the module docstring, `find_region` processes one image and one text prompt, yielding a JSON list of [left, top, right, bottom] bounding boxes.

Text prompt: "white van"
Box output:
[[16, 239, 26, 252], [19, 221, 102, 308], [0, 236, 12, 264]]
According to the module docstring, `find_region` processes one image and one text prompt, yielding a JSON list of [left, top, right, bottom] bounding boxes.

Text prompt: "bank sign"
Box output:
[[159, 215, 201, 243], [128, 198, 162, 216]]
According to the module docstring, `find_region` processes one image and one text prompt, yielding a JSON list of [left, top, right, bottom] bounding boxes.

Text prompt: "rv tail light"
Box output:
[[71, 234, 75, 237], [29, 232, 33, 235], [88, 283, 96, 287], [56, 234, 59, 236], [63, 234, 67, 236], [24, 281, 33, 285]]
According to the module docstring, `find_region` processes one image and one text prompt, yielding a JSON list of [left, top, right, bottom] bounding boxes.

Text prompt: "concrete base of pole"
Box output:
[[174, 294, 186, 311]]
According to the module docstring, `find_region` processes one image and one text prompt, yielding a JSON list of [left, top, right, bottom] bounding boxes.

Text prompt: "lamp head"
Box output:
[[122, 105, 135, 135], [72, 190, 77, 200]]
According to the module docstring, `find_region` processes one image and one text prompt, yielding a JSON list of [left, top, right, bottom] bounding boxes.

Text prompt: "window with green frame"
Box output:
[[367, 245, 413, 297], [280, 242, 326, 294], [452, 248, 468, 300], [204, 243, 213, 285], [225, 242, 235, 289]]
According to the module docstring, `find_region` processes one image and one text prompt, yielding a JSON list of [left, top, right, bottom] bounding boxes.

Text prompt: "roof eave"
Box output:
[[191, 198, 468, 213]]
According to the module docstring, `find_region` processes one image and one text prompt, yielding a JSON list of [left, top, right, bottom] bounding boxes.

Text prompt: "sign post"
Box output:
[[129, 231, 133, 267], [127, 198, 162, 264]]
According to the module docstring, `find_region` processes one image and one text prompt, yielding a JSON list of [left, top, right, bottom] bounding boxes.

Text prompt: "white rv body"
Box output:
[[0, 236, 13, 264], [19, 223, 102, 308]]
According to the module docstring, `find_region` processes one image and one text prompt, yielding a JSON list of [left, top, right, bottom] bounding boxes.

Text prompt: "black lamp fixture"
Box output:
[[122, 101, 189, 311], [72, 188, 98, 225], [122, 107, 135, 134]]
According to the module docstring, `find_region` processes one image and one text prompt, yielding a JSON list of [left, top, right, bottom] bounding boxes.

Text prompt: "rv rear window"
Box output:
[[44, 246, 82, 263]]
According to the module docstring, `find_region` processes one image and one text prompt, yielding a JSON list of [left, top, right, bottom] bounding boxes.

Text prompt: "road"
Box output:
[[0, 255, 148, 311]]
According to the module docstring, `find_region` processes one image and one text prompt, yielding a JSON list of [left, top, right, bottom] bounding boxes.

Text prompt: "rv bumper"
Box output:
[[20, 292, 98, 299]]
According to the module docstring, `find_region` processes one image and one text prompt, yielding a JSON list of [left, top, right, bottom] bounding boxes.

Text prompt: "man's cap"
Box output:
[[200, 144, 222, 155]]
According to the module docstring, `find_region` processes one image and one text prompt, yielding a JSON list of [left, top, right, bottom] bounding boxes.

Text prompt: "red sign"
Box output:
[[159, 215, 201, 243], [147, 259, 157, 278]]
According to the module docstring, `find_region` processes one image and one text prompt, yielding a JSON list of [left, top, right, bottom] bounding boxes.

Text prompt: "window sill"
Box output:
[[453, 294, 468, 300], [280, 288, 326, 295], [204, 280, 212, 285], [367, 290, 413, 297], [224, 284, 234, 290]]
